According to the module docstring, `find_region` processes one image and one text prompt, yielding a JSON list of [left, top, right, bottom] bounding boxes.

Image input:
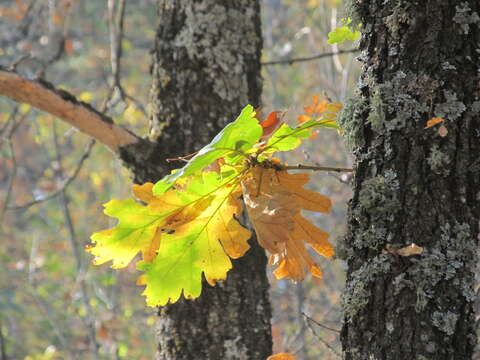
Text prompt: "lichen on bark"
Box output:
[[340, 1, 480, 359]]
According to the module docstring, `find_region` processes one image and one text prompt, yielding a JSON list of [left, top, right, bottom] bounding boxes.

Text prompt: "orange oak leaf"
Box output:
[[304, 95, 328, 115], [297, 114, 312, 124], [241, 166, 334, 281], [425, 117, 444, 128], [259, 110, 285, 138], [267, 353, 297, 360]]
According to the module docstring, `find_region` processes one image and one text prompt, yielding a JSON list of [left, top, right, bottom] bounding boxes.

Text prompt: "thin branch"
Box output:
[[283, 164, 354, 173], [0, 140, 17, 229], [261, 48, 359, 66], [108, 0, 126, 90], [7, 140, 95, 210], [304, 314, 341, 358], [27, 236, 70, 351], [0, 313, 7, 360], [0, 68, 139, 152], [53, 125, 100, 358], [302, 312, 341, 333], [104, 0, 147, 116]]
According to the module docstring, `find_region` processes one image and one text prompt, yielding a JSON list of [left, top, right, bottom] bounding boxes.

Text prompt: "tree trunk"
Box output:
[[119, 1, 272, 359], [340, 1, 480, 359]]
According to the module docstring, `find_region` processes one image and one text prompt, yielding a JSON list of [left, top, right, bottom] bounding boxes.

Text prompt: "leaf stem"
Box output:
[[283, 164, 353, 173]]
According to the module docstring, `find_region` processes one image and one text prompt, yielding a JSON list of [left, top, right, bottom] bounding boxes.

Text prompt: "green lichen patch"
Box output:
[[358, 170, 400, 216], [338, 92, 368, 151]]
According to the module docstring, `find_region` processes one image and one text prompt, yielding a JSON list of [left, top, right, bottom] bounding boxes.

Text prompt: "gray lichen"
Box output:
[[174, 2, 258, 103], [432, 311, 459, 336], [427, 144, 450, 176], [453, 2, 480, 34], [366, 74, 428, 133], [358, 170, 400, 216], [407, 222, 476, 311], [343, 255, 392, 321], [434, 90, 466, 121], [349, 170, 401, 252], [384, 3, 410, 40], [338, 91, 368, 151]]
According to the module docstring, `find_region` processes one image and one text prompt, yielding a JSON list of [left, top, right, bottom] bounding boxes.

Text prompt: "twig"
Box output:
[[261, 48, 359, 66], [53, 125, 100, 358], [108, 0, 126, 91], [0, 317, 7, 360], [302, 312, 341, 333], [283, 164, 353, 173], [27, 236, 70, 351], [103, 0, 147, 116], [7, 140, 95, 210], [304, 314, 341, 358], [0, 140, 17, 229]]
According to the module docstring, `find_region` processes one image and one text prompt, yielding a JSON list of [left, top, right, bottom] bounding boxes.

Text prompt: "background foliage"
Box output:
[[0, 0, 360, 359]]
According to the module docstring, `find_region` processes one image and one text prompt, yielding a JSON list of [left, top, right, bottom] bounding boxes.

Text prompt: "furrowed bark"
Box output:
[[340, 1, 480, 359], [0, 69, 138, 152], [119, 1, 272, 359]]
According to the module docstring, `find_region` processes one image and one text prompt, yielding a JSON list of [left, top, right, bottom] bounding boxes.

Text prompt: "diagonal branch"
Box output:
[[0, 68, 139, 152]]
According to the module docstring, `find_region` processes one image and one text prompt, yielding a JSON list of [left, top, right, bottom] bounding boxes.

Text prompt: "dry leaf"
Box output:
[[425, 117, 444, 129], [259, 110, 285, 138], [267, 353, 297, 360], [241, 166, 334, 281], [384, 243, 423, 257]]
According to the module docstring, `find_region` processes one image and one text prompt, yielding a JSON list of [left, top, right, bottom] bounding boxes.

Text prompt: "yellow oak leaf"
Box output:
[[88, 172, 251, 306]]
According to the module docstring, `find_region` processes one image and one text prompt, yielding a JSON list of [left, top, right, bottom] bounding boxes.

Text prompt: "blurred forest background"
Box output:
[[0, 0, 360, 359]]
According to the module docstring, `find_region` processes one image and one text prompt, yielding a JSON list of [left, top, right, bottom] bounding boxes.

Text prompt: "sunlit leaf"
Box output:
[[152, 105, 262, 194], [89, 171, 251, 306], [241, 166, 334, 281], [327, 24, 360, 44]]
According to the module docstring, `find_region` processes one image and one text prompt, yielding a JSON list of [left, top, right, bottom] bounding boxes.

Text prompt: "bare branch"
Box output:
[[302, 312, 341, 333], [0, 69, 139, 152], [7, 140, 95, 211], [304, 313, 341, 358], [53, 125, 100, 357], [261, 48, 359, 66], [0, 139, 17, 229], [283, 164, 354, 173]]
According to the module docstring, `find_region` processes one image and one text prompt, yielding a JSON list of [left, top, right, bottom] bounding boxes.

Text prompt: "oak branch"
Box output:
[[0, 69, 138, 152]]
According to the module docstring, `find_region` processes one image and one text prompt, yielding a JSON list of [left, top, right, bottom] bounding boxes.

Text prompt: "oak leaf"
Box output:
[[88, 172, 251, 306], [259, 110, 285, 138], [267, 353, 296, 360], [425, 117, 444, 128], [241, 166, 334, 281]]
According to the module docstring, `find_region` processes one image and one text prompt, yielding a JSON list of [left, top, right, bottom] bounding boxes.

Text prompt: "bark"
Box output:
[[340, 1, 480, 359], [119, 1, 272, 359]]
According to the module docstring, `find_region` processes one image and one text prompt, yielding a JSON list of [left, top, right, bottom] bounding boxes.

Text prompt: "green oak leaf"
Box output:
[[327, 25, 360, 44], [152, 105, 262, 195], [261, 118, 339, 154]]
